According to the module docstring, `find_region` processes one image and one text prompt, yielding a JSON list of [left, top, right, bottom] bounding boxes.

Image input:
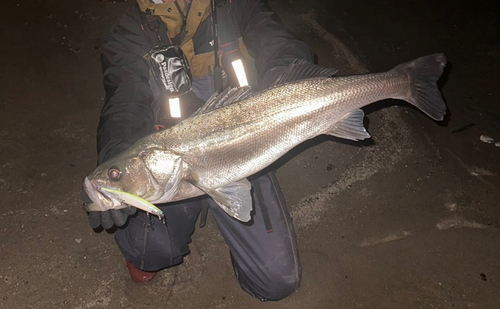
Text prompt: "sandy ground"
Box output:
[[0, 0, 499, 308]]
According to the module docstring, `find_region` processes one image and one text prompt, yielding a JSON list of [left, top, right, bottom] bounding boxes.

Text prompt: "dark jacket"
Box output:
[[97, 0, 314, 164]]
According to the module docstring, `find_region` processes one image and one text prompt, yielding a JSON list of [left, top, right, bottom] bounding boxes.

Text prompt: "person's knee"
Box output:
[[115, 226, 184, 271], [238, 267, 301, 301], [264, 270, 301, 300], [113, 202, 201, 271]]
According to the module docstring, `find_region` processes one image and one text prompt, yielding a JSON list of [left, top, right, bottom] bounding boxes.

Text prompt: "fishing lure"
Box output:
[[99, 186, 165, 224]]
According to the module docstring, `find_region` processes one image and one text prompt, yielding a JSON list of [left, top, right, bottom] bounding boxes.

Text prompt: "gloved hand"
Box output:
[[87, 208, 137, 229], [83, 191, 137, 229]]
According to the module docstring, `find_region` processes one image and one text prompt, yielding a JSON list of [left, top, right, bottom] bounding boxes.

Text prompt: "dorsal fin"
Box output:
[[190, 86, 253, 117], [271, 59, 338, 87], [190, 59, 338, 117]]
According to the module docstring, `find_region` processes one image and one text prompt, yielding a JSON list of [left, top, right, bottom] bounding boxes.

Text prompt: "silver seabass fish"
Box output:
[[84, 54, 447, 222]]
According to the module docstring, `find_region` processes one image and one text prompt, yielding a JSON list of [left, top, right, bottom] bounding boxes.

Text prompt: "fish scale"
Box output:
[[173, 76, 396, 183], [84, 54, 447, 222]]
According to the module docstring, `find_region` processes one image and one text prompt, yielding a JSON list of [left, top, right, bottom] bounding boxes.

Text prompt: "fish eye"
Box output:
[[108, 167, 122, 180]]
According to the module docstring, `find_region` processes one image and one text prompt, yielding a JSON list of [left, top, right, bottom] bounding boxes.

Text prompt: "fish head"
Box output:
[[83, 151, 159, 211], [83, 148, 185, 212]]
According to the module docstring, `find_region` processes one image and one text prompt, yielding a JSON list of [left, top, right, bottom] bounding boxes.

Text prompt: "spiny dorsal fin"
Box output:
[[191, 60, 338, 117], [191, 86, 253, 116]]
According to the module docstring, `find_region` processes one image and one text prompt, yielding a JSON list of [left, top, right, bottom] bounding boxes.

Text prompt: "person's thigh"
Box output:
[[114, 199, 203, 272], [210, 171, 301, 301]]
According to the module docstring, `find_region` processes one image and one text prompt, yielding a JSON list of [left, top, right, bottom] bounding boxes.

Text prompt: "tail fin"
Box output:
[[393, 53, 447, 121]]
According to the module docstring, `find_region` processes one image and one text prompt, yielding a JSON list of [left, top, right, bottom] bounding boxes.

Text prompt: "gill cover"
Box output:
[[140, 148, 185, 202]]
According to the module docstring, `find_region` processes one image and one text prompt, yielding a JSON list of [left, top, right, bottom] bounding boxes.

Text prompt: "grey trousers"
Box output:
[[114, 171, 301, 301]]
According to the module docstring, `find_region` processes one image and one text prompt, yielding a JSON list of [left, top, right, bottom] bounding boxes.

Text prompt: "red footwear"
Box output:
[[126, 260, 157, 283]]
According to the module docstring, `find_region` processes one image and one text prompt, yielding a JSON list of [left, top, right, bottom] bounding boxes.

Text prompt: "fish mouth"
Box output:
[[83, 178, 164, 221], [83, 177, 122, 212]]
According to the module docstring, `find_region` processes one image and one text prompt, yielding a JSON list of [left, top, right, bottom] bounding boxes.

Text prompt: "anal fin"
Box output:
[[328, 109, 371, 141]]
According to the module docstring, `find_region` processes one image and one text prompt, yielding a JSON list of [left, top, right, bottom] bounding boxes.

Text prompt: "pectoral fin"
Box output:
[[206, 179, 253, 222], [327, 109, 371, 141]]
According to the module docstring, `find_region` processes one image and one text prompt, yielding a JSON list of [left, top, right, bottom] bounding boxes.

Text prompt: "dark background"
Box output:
[[0, 0, 499, 308]]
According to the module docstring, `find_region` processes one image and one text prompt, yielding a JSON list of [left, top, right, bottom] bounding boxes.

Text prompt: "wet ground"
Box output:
[[1, 0, 499, 308]]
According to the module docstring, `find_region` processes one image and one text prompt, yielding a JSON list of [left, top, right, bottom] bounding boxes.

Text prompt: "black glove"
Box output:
[[87, 208, 137, 229], [82, 191, 137, 229]]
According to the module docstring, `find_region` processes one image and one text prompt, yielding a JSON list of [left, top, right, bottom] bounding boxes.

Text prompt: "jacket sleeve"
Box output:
[[232, 0, 315, 89], [97, 8, 155, 164]]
